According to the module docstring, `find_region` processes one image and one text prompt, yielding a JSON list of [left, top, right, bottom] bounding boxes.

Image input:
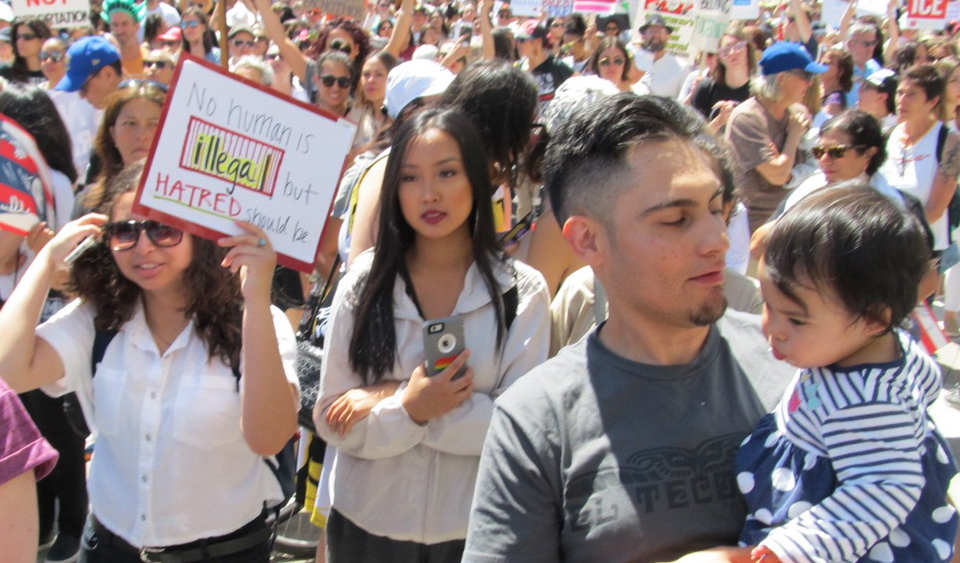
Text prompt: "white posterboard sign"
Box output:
[[902, 0, 949, 29], [10, 0, 91, 28], [822, 0, 885, 27], [729, 0, 758, 20], [544, 0, 575, 16], [302, 0, 365, 20], [133, 55, 357, 273], [690, 0, 731, 52], [512, 0, 544, 16]]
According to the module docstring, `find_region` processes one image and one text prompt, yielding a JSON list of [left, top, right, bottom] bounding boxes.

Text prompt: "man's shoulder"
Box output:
[[716, 310, 794, 410], [498, 337, 590, 413]]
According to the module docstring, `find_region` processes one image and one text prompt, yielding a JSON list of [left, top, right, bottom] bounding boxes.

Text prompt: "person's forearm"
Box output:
[[0, 250, 55, 392], [479, 8, 494, 59], [384, 0, 413, 58], [241, 302, 298, 455], [790, 0, 812, 41]]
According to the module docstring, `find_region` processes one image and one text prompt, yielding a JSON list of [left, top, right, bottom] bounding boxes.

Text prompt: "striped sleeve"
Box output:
[[762, 401, 924, 563]]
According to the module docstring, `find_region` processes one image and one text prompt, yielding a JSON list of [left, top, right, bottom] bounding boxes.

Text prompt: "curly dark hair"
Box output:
[[69, 161, 243, 368], [314, 17, 371, 87]]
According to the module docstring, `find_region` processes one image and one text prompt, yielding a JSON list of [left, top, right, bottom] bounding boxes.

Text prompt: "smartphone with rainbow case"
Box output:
[[423, 316, 467, 380]]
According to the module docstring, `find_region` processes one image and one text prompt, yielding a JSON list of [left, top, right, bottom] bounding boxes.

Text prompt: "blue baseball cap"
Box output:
[[759, 42, 828, 76], [56, 36, 121, 92]]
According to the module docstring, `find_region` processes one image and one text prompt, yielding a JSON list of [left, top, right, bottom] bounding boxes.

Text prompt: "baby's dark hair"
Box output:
[[765, 185, 929, 331]]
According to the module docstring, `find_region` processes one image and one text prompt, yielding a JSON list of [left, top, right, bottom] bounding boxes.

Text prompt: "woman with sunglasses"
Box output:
[[0, 17, 51, 86], [0, 158, 299, 563], [315, 50, 354, 117], [587, 37, 632, 92], [179, 7, 221, 64], [37, 37, 66, 90], [692, 29, 755, 133]]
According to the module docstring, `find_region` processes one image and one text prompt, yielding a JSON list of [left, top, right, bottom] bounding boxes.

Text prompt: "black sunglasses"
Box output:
[[18, 33, 39, 41], [811, 144, 866, 159], [145, 59, 170, 69], [104, 220, 184, 251], [40, 50, 65, 62], [320, 74, 351, 88], [599, 56, 624, 66]]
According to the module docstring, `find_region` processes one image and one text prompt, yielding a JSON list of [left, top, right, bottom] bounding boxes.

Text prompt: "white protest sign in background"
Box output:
[[690, 0, 731, 53], [511, 0, 543, 17], [822, 0, 886, 27], [902, 0, 948, 29], [134, 55, 357, 273], [729, 0, 758, 20], [10, 0, 91, 28]]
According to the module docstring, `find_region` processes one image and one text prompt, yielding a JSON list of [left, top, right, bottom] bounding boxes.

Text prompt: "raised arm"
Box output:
[[789, 0, 812, 42], [252, 0, 310, 81], [839, 0, 858, 41], [383, 0, 414, 58], [219, 221, 299, 456], [478, 0, 494, 60], [884, 0, 899, 59], [0, 216, 105, 393]]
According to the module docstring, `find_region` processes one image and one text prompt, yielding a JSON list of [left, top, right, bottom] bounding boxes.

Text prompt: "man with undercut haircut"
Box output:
[[463, 94, 792, 563]]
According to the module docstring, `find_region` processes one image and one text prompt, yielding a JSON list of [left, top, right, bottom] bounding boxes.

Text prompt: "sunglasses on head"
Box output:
[[233, 39, 255, 48], [182, 19, 201, 28], [104, 220, 184, 251], [320, 74, 351, 88], [119, 78, 169, 92], [40, 50, 65, 62], [18, 33, 39, 41], [145, 59, 170, 69], [811, 144, 865, 159]]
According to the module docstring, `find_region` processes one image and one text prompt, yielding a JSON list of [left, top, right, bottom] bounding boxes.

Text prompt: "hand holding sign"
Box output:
[[218, 220, 277, 302]]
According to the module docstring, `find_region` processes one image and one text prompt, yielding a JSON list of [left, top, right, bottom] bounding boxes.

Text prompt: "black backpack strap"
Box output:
[[91, 328, 119, 378], [937, 123, 949, 163], [502, 266, 519, 330]]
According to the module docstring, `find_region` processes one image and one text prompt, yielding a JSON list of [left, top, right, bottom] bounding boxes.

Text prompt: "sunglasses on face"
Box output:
[[498, 11, 511, 17], [181, 19, 201, 28], [266, 52, 280, 60], [599, 56, 624, 66], [104, 220, 184, 251], [119, 78, 169, 92], [320, 74, 351, 88], [550, 21, 564, 27], [145, 59, 170, 69], [329, 39, 352, 53], [233, 39, 255, 48], [719, 40, 746, 57], [18, 33, 39, 41], [811, 144, 865, 159], [39, 50, 65, 62]]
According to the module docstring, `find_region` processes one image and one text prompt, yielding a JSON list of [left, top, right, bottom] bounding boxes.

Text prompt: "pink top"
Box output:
[[0, 377, 58, 485]]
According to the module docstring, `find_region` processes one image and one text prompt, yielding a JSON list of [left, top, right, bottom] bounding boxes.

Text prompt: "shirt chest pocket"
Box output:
[[172, 375, 243, 449], [91, 367, 127, 436]]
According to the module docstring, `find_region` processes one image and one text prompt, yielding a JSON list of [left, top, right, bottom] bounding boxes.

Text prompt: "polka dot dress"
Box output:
[[735, 332, 959, 562]]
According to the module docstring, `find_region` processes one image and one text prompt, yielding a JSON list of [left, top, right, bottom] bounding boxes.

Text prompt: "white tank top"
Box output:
[[881, 122, 949, 250]]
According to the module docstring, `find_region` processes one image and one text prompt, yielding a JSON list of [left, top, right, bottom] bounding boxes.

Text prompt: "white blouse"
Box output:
[[37, 300, 299, 548]]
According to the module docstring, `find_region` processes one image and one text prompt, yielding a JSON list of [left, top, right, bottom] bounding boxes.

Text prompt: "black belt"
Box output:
[[89, 514, 272, 563]]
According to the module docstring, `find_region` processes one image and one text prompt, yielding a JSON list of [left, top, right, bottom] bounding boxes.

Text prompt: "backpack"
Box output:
[[63, 328, 297, 508]]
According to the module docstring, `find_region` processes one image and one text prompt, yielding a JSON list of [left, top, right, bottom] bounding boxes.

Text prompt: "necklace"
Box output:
[[898, 121, 937, 176]]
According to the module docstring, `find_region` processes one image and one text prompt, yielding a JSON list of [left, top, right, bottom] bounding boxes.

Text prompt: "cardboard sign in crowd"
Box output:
[[133, 55, 357, 273]]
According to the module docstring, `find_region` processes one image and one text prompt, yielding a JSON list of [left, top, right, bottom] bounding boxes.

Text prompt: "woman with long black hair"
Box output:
[[314, 108, 549, 563]]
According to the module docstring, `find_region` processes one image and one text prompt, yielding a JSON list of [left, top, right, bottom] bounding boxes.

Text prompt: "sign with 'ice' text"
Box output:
[[903, 0, 948, 29], [133, 55, 357, 272], [11, 0, 91, 29]]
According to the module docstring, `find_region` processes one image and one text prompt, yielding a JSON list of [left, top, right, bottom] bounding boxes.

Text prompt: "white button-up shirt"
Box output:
[[38, 300, 299, 548]]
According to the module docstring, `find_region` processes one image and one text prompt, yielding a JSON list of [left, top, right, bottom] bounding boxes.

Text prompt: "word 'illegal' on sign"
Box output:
[[181, 117, 284, 196]]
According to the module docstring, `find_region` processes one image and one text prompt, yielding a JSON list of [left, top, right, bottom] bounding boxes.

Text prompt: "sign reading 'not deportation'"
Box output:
[[133, 55, 357, 272]]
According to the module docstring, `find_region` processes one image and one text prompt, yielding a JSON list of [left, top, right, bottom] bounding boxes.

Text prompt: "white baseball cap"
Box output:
[[384, 60, 454, 120]]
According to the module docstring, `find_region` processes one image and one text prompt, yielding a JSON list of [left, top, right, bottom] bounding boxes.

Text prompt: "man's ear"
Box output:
[[561, 214, 608, 267]]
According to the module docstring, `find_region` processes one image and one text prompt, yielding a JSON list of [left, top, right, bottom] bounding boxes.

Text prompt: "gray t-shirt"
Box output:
[[463, 310, 791, 563]]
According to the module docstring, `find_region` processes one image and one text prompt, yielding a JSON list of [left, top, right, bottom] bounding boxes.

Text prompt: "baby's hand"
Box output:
[[750, 545, 782, 563]]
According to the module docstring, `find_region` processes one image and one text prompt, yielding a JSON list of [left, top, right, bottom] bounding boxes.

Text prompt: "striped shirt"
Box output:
[[763, 330, 947, 562]]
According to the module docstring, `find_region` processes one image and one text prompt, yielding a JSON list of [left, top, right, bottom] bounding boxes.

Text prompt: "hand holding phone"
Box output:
[[403, 348, 474, 424], [423, 316, 468, 379]]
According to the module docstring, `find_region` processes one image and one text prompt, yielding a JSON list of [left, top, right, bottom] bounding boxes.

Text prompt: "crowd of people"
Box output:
[[3, 0, 960, 562]]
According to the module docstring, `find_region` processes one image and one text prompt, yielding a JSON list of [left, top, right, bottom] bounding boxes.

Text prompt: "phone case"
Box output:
[[423, 316, 467, 379]]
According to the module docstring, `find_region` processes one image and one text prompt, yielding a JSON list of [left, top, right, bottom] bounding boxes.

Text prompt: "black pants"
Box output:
[[326, 509, 465, 563], [19, 390, 88, 538], [79, 514, 271, 563]]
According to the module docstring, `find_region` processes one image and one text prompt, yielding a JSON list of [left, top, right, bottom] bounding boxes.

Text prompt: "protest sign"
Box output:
[[729, 0, 758, 19], [902, 0, 948, 29], [301, 0, 365, 20], [574, 0, 619, 14], [544, 0, 575, 16], [949, 0, 960, 21], [133, 55, 357, 273], [512, 0, 543, 16], [0, 115, 55, 236], [690, 0, 731, 53], [821, 0, 885, 27], [10, 0, 90, 28]]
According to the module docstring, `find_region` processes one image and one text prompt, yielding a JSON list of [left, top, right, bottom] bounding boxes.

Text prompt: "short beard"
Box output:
[[643, 38, 666, 53], [689, 291, 727, 326]]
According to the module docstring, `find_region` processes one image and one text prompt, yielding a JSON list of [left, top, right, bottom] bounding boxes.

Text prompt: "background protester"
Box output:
[[142, 49, 176, 85], [179, 7, 221, 64], [587, 37, 632, 92], [37, 37, 66, 90], [857, 67, 899, 133], [629, 14, 688, 98], [0, 17, 51, 86], [346, 51, 398, 150], [692, 28, 755, 133]]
